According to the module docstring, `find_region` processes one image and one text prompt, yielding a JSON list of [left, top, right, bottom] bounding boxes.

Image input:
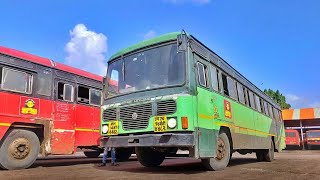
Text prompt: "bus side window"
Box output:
[[1, 67, 33, 94], [244, 88, 249, 106], [248, 90, 256, 109], [90, 89, 102, 106], [278, 110, 283, 121], [37, 69, 52, 96], [221, 73, 229, 96], [209, 65, 219, 91], [260, 98, 265, 114], [196, 62, 209, 87], [227, 77, 237, 100], [268, 104, 274, 119], [236, 82, 246, 104], [58, 82, 74, 102], [273, 108, 280, 121], [77, 86, 90, 104], [264, 101, 269, 116], [273, 107, 279, 121], [0, 67, 2, 87], [255, 95, 262, 112]]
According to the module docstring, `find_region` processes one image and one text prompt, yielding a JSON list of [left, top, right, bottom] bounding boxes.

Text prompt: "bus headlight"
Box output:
[[168, 118, 177, 129], [102, 125, 109, 134]]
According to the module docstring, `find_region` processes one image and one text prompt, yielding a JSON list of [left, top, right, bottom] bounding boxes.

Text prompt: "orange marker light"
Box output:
[[182, 117, 188, 129]]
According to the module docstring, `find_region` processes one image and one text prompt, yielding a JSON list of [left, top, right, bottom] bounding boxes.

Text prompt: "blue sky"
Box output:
[[0, 0, 319, 108]]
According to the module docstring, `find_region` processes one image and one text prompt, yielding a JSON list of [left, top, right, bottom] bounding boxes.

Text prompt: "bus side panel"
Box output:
[[253, 112, 272, 149], [74, 104, 95, 147], [231, 101, 255, 149], [92, 106, 101, 145], [51, 102, 75, 155], [278, 122, 286, 151], [0, 92, 48, 139], [196, 87, 219, 158], [0, 91, 9, 140]]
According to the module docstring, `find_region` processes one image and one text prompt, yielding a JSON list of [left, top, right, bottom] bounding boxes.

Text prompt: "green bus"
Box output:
[[100, 32, 286, 170]]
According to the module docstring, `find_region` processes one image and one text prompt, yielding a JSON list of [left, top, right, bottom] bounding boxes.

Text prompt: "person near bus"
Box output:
[[98, 146, 118, 167]]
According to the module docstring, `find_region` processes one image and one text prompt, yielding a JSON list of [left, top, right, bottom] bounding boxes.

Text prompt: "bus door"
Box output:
[[195, 54, 217, 158], [51, 80, 76, 154]]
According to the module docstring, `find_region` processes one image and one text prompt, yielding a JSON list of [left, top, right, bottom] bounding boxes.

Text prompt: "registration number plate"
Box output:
[[154, 116, 167, 132], [107, 121, 119, 135]]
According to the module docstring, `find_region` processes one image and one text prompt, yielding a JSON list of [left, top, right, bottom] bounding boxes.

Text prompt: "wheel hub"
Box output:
[[216, 137, 226, 161], [9, 138, 31, 160]]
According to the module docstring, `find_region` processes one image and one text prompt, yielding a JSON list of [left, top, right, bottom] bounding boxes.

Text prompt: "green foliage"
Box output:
[[264, 89, 291, 109]]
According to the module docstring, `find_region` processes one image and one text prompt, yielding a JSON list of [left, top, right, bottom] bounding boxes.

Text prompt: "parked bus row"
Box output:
[[285, 129, 320, 150], [100, 32, 286, 171]]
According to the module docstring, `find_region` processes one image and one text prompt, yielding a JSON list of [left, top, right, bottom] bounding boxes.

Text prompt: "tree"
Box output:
[[264, 89, 291, 109]]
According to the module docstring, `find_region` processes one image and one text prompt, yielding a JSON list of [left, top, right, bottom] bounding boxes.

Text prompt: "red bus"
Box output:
[[285, 129, 301, 149], [306, 130, 320, 150], [0, 46, 104, 170]]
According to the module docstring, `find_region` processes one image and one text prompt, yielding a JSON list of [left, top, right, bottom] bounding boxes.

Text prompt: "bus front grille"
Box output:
[[157, 100, 177, 115], [103, 108, 117, 121], [120, 103, 152, 130]]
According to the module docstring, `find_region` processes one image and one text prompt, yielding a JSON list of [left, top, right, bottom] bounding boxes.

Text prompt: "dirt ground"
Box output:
[[1, 150, 319, 180]]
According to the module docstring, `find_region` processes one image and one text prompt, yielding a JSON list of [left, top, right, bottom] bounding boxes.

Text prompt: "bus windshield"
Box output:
[[106, 44, 185, 98], [286, 132, 297, 137], [307, 131, 320, 138]]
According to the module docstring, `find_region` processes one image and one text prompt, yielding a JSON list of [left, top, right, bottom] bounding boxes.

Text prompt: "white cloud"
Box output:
[[143, 30, 157, 40], [65, 24, 107, 75], [164, 0, 210, 5], [286, 94, 300, 102]]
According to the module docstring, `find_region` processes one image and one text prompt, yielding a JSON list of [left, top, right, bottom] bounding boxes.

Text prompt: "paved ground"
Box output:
[[1, 150, 320, 180]]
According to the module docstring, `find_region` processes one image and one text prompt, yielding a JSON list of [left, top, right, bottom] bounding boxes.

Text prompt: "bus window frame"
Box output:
[[63, 84, 74, 102], [89, 88, 102, 106], [0, 66, 33, 95], [209, 64, 220, 92], [36, 67, 53, 97], [56, 81, 75, 103], [196, 62, 209, 88]]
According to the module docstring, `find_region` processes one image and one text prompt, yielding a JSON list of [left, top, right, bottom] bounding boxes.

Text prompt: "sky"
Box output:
[[0, 0, 319, 109]]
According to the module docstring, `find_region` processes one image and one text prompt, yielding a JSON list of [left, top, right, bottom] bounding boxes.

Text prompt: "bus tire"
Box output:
[[84, 150, 101, 158], [263, 140, 274, 162], [116, 148, 132, 161], [201, 132, 231, 171], [256, 151, 264, 162], [0, 129, 40, 170], [135, 147, 165, 167]]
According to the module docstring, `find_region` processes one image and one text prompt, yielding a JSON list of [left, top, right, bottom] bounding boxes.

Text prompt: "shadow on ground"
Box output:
[[94, 156, 258, 175], [30, 157, 136, 169]]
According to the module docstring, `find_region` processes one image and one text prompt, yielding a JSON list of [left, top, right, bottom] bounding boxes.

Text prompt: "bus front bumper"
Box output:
[[100, 133, 195, 148]]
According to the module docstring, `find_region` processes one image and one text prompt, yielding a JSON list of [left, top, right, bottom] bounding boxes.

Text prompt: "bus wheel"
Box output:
[[0, 130, 40, 170], [255, 151, 264, 162], [84, 150, 101, 158], [116, 148, 132, 161], [263, 140, 274, 162], [135, 147, 165, 167], [201, 132, 231, 171]]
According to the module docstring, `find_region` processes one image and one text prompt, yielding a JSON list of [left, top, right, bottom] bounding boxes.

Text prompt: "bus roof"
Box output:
[[0, 46, 103, 82], [109, 32, 180, 61], [107, 31, 281, 109]]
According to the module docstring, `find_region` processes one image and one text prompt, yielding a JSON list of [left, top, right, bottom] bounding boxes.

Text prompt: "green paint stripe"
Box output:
[[198, 114, 275, 136]]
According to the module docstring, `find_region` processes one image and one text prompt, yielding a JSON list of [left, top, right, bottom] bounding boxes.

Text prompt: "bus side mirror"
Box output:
[[102, 77, 107, 85], [177, 34, 188, 52]]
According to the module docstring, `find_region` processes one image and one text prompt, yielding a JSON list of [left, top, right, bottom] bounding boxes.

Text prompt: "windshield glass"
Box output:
[[106, 44, 185, 98], [307, 131, 320, 138], [286, 132, 297, 137]]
